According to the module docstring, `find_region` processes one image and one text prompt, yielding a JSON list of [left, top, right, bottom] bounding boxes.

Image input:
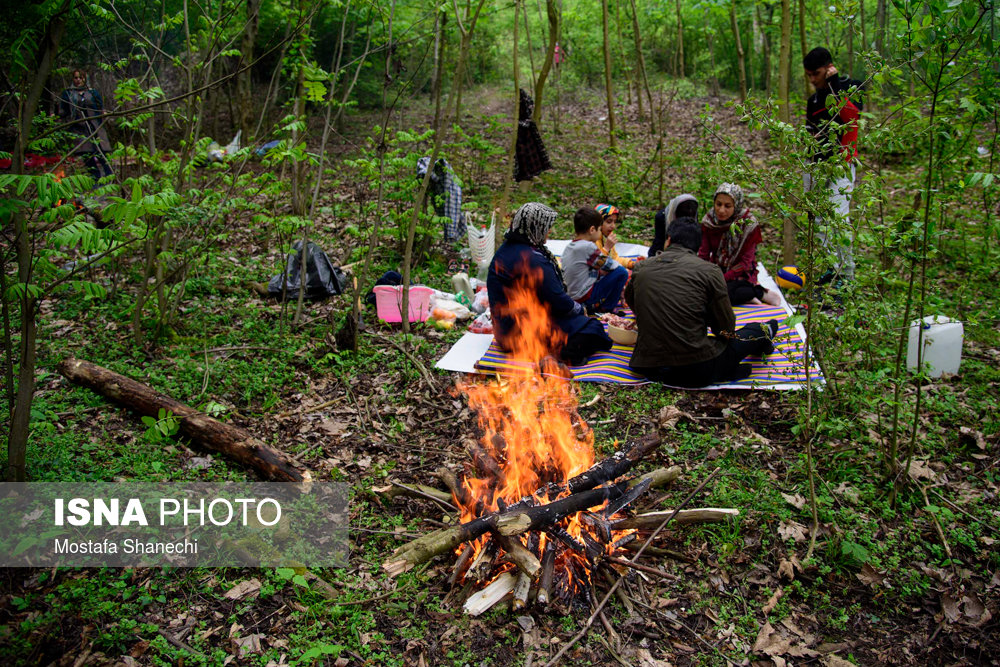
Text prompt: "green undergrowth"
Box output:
[[3, 85, 1000, 665]]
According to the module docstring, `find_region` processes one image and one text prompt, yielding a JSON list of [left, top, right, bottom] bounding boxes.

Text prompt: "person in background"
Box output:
[[59, 68, 113, 184], [803, 46, 863, 289], [699, 183, 781, 306], [626, 217, 778, 388], [650, 194, 698, 256], [562, 207, 630, 314], [487, 203, 612, 366]]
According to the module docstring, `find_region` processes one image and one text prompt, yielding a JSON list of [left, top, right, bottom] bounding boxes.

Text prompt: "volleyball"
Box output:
[[776, 266, 805, 291]]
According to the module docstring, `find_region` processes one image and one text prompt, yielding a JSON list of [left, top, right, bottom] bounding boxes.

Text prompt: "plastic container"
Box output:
[[907, 315, 963, 377], [452, 272, 474, 304], [373, 285, 434, 323]]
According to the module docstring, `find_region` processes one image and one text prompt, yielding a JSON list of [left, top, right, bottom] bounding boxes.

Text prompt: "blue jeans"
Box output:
[[582, 266, 629, 313]]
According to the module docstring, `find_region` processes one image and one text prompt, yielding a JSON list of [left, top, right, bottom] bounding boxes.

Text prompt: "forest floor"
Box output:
[[1, 84, 999, 666]]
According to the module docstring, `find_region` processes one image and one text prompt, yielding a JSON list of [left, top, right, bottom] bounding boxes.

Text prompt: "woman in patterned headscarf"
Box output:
[[699, 183, 781, 306], [487, 203, 612, 366]]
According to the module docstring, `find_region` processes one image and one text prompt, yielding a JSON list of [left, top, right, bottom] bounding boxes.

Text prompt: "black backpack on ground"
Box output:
[[268, 240, 346, 301]]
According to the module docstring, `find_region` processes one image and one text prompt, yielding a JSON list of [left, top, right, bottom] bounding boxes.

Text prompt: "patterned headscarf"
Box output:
[[701, 183, 759, 273], [507, 202, 566, 287], [705, 183, 747, 227], [595, 204, 620, 220]]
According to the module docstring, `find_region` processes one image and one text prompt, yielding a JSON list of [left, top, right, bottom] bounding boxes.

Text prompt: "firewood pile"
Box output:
[[382, 371, 738, 617]]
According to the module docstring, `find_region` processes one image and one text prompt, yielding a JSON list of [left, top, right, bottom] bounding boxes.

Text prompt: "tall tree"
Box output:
[[628, 0, 655, 129], [675, 0, 685, 77], [731, 0, 748, 102], [777, 0, 792, 122], [6, 0, 72, 482], [876, 0, 887, 55], [450, 0, 489, 124], [799, 0, 809, 94], [532, 0, 559, 123], [237, 0, 261, 142], [496, 0, 522, 243], [601, 0, 617, 148], [757, 4, 774, 93]]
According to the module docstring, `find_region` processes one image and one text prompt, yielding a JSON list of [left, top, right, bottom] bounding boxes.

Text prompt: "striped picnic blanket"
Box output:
[[474, 304, 822, 388]]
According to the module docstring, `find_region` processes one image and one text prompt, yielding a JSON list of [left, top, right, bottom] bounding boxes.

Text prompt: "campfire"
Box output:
[[383, 270, 735, 614]]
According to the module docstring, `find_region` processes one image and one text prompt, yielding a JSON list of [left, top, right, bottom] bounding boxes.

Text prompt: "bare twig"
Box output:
[[543, 468, 722, 667]]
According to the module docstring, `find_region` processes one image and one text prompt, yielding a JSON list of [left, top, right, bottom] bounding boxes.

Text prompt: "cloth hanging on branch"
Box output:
[[514, 89, 552, 182], [416, 157, 466, 241]]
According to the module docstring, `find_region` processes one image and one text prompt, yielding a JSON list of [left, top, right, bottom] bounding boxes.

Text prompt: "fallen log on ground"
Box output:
[[58, 358, 312, 483]]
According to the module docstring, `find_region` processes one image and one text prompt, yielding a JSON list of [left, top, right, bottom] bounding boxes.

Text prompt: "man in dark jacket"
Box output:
[[803, 46, 862, 285], [488, 202, 612, 366], [625, 218, 777, 387]]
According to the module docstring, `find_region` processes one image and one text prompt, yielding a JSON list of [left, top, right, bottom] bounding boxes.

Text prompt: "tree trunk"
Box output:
[[627, 0, 654, 131], [7, 0, 71, 482], [848, 16, 855, 76], [447, 0, 489, 132], [496, 0, 522, 243], [876, 0, 887, 56], [799, 0, 809, 95], [522, 1, 537, 92], [601, 0, 617, 148], [614, 0, 632, 105], [674, 0, 685, 78], [706, 14, 719, 96], [532, 0, 558, 124], [432, 8, 446, 130], [777, 0, 792, 122], [860, 0, 868, 54], [731, 0, 748, 102], [757, 4, 773, 94], [57, 359, 312, 482]]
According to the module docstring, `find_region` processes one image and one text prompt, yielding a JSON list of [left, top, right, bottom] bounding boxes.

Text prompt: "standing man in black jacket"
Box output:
[[803, 47, 862, 288]]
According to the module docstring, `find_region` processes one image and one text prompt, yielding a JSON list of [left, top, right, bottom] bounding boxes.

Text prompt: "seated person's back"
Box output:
[[488, 202, 613, 366], [626, 217, 778, 387]]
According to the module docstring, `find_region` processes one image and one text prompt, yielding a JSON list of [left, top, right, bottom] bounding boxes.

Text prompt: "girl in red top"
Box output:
[[699, 183, 781, 306]]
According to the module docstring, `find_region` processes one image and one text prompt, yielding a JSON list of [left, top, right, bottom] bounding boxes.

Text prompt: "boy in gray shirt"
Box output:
[[563, 207, 630, 313]]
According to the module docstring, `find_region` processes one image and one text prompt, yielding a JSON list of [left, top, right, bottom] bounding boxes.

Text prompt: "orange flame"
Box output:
[[455, 265, 615, 595]]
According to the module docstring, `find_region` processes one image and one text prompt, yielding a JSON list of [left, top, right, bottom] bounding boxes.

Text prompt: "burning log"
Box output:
[[57, 358, 311, 483], [536, 542, 556, 605], [384, 433, 662, 576], [494, 483, 634, 537], [436, 467, 468, 505], [496, 534, 541, 577], [464, 437, 506, 485], [448, 544, 475, 589], [384, 482, 635, 576], [613, 507, 740, 530], [512, 571, 532, 611]]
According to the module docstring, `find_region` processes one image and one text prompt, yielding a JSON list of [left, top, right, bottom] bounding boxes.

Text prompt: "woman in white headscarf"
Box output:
[[650, 194, 698, 256]]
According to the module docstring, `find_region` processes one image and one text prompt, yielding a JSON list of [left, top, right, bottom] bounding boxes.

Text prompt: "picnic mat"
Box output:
[[434, 248, 824, 390]]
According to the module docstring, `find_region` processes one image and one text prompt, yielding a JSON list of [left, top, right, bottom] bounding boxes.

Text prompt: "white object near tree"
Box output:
[[907, 316, 963, 378]]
